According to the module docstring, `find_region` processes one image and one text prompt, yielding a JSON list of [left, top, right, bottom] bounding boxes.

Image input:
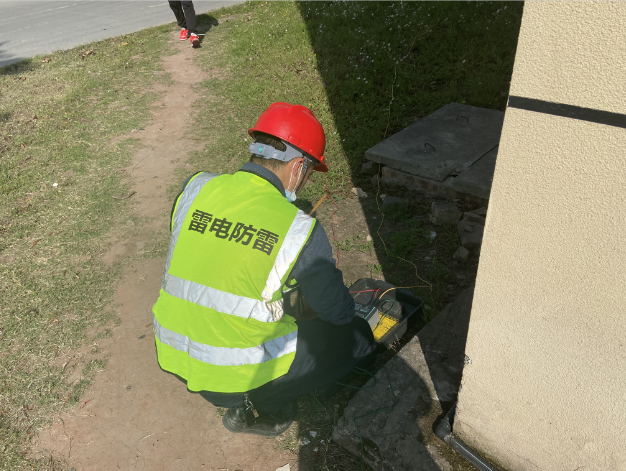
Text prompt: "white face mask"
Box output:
[[285, 162, 304, 203]]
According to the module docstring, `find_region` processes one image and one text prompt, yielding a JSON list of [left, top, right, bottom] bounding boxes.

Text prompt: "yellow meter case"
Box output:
[[373, 316, 400, 342], [349, 278, 424, 346]]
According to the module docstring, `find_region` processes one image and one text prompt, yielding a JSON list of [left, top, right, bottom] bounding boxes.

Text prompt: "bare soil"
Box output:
[[32, 34, 296, 471]]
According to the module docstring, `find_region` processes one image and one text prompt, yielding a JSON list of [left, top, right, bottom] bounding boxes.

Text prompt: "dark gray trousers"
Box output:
[[169, 316, 376, 415], [168, 1, 197, 34]]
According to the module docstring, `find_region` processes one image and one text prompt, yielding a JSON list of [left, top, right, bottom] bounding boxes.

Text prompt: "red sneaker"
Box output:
[[189, 33, 200, 47], [179, 29, 188, 41]]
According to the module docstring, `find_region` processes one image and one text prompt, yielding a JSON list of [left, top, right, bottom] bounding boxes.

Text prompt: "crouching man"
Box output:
[[152, 103, 375, 436]]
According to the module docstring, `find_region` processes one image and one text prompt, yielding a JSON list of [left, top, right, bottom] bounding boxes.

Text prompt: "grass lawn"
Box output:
[[0, 25, 174, 470], [0, 1, 522, 469]]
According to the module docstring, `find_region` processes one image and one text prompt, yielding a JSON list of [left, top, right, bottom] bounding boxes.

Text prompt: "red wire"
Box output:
[[350, 289, 381, 306]]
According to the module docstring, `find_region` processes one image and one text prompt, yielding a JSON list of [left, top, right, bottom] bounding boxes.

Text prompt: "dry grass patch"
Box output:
[[0, 24, 176, 470]]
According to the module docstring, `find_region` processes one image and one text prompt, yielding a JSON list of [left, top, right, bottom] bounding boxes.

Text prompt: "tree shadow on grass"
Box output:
[[291, 2, 523, 469], [0, 51, 36, 75], [291, 1, 522, 310]]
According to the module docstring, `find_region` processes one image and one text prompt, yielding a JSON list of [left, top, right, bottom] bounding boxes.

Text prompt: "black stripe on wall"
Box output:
[[507, 96, 626, 129]]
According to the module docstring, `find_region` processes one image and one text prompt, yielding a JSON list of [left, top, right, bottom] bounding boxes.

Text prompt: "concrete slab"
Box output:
[[333, 287, 477, 471], [377, 168, 453, 197], [366, 103, 504, 182], [377, 167, 489, 207], [450, 147, 498, 202]]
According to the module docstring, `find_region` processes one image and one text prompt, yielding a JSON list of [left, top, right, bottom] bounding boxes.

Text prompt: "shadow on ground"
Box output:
[[197, 15, 220, 46], [332, 286, 477, 471], [0, 40, 26, 69], [289, 2, 522, 469], [0, 52, 36, 75]]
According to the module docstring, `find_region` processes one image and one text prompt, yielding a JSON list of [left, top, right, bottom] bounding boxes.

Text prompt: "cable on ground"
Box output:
[[374, 31, 432, 298], [372, 171, 433, 300]]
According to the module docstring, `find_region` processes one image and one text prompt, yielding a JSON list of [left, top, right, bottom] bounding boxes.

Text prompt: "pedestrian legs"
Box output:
[[168, 1, 187, 30], [180, 1, 197, 34]]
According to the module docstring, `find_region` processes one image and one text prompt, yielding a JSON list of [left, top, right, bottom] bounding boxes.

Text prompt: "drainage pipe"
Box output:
[[434, 404, 500, 471]]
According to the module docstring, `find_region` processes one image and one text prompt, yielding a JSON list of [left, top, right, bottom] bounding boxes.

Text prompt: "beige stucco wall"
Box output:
[[454, 3, 626, 471]]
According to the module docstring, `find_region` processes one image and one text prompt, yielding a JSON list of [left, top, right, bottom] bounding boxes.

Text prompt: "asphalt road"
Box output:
[[0, 1, 241, 68]]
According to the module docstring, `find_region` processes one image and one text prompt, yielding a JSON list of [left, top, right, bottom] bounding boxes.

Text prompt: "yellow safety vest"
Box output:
[[152, 171, 315, 393]]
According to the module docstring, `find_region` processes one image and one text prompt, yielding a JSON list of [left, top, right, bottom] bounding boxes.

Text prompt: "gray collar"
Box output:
[[239, 162, 286, 197]]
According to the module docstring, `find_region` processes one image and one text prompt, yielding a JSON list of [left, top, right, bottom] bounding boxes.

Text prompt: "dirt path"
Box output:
[[33, 35, 296, 471]]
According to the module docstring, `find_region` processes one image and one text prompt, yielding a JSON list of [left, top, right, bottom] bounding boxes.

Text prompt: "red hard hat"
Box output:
[[248, 102, 328, 172]]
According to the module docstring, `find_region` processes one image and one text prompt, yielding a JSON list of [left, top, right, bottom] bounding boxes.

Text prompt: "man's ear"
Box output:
[[291, 158, 304, 177]]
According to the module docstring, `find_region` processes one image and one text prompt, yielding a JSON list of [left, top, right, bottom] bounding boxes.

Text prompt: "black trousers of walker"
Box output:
[[168, 1, 197, 34], [170, 316, 376, 415]]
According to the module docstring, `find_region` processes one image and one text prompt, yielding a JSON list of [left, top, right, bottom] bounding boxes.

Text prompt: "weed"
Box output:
[[335, 234, 373, 253], [386, 203, 411, 223], [389, 231, 413, 259], [414, 258, 456, 321], [69, 359, 108, 406], [435, 224, 461, 259], [388, 219, 431, 259], [367, 263, 382, 275], [93, 328, 113, 341]]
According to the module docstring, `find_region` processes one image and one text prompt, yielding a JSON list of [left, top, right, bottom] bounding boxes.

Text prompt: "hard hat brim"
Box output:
[[313, 159, 328, 173]]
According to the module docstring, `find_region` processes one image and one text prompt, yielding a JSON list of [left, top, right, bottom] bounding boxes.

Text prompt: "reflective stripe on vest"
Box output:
[[153, 315, 297, 366], [262, 211, 313, 302], [161, 210, 313, 323], [161, 272, 285, 322]]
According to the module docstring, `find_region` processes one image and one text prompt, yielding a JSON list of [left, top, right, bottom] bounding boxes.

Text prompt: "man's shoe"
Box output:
[[189, 33, 200, 47], [222, 402, 297, 437], [222, 407, 253, 433], [179, 29, 189, 41]]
